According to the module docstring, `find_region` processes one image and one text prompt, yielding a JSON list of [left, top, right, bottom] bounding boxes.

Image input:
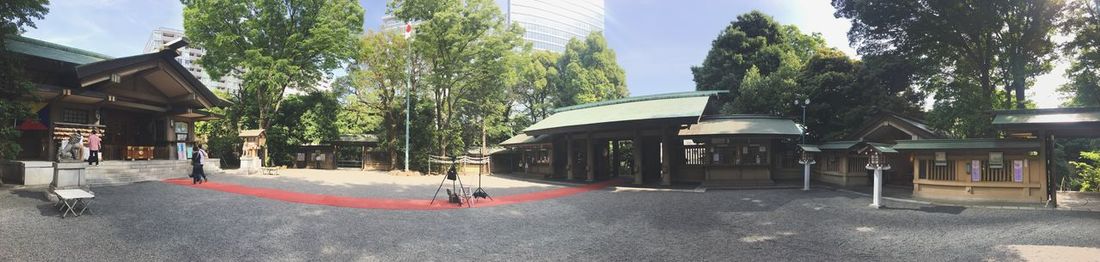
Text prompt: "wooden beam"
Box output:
[[169, 93, 198, 104], [80, 63, 158, 87]]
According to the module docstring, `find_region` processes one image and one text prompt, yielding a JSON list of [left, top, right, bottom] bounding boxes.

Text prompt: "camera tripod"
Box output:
[[430, 162, 471, 207]]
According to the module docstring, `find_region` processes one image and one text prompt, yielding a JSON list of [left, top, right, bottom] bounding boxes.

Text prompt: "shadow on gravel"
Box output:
[[882, 205, 966, 215], [9, 189, 48, 201]]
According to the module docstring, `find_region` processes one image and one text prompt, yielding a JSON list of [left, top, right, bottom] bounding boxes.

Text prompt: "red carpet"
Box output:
[[163, 178, 619, 210]]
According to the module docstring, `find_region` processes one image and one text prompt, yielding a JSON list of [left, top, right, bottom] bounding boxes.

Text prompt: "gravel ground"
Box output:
[[1, 177, 1099, 261], [205, 169, 563, 199]]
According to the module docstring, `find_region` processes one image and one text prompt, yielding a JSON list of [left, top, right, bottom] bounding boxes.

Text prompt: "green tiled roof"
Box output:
[[993, 108, 1100, 125], [892, 139, 1039, 150], [819, 140, 860, 150], [524, 91, 723, 134], [5, 35, 112, 64], [499, 133, 552, 146], [679, 115, 801, 137]]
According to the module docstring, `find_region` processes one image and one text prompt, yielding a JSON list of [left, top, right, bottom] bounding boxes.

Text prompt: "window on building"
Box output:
[[61, 108, 89, 124]]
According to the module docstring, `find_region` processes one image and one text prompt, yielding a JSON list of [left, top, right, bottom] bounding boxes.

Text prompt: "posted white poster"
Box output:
[[1013, 160, 1024, 182], [971, 160, 981, 181], [177, 143, 187, 159]]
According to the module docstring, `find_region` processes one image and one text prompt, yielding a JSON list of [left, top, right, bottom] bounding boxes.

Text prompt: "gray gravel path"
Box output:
[[1, 180, 1098, 261], [206, 172, 562, 199]]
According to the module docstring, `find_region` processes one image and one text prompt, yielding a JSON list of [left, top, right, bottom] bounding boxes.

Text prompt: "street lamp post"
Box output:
[[795, 98, 809, 144]]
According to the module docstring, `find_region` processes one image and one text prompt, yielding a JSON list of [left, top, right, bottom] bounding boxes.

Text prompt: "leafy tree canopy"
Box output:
[[833, 0, 1063, 113], [558, 31, 628, 106], [0, 0, 48, 160], [692, 10, 824, 98], [182, 0, 364, 130]]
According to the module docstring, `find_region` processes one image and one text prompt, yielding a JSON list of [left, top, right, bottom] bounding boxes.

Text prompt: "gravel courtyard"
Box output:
[[2, 172, 1099, 261]]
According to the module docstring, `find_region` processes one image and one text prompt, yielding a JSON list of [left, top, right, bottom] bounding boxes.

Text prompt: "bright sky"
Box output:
[[22, 0, 1069, 108]]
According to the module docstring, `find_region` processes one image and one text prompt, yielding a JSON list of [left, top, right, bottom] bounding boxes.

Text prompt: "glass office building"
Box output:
[[507, 0, 605, 53]]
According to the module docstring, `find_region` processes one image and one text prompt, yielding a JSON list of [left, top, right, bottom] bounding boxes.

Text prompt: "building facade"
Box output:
[[144, 28, 243, 93], [381, 1, 605, 53], [507, 0, 605, 52]]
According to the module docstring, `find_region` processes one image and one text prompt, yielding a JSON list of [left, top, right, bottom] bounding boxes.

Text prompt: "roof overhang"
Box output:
[[797, 144, 822, 153], [892, 139, 1040, 151], [500, 133, 554, 147], [678, 115, 802, 138], [993, 108, 1100, 137], [523, 91, 725, 135], [74, 49, 230, 109]]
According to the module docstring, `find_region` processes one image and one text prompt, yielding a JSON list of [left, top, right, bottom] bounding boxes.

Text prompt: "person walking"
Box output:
[[197, 145, 209, 183], [191, 145, 204, 184], [86, 130, 100, 166]]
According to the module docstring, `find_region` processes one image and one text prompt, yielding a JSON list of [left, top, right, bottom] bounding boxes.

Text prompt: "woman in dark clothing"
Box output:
[[191, 146, 204, 184]]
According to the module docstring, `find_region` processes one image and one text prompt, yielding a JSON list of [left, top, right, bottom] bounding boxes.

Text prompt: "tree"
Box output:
[[798, 49, 925, 141], [265, 92, 341, 166], [0, 0, 48, 159], [833, 0, 1064, 111], [691, 11, 824, 99], [557, 31, 629, 106], [510, 50, 560, 124], [194, 89, 243, 167], [389, 0, 523, 156], [350, 31, 415, 168], [181, 0, 364, 164], [1061, 0, 1100, 107]]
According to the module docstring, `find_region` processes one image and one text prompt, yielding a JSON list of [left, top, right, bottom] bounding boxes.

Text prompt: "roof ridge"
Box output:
[[6, 35, 114, 60], [552, 90, 726, 113], [995, 107, 1100, 114]]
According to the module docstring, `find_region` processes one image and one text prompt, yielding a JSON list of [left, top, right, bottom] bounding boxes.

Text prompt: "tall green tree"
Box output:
[[1061, 0, 1100, 106], [0, 0, 48, 160], [557, 31, 628, 106], [350, 31, 415, 168], [389, 0, 523, 156], [833, 0, 1064, 114], [194, 89, 243, 166], [181, 0, 364, 164], [691, 11, 824, 99], [510, 50, 560, 125], [798, 49, 926, 140]]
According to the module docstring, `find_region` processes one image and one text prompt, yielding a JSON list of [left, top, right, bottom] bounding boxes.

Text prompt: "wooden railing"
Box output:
[[919, 160, 956, 181], [979, 160, 1013, 182], [848, 157, 869, 174], [684, 146, 706, 166]]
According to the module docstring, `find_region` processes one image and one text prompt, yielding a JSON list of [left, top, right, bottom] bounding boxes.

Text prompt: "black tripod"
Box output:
[[430, 161, 470, 207]]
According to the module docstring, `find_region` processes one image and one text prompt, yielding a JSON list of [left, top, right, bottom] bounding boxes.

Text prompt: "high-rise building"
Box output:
[[144, 28, 243, 94], [507, 0, 605, 53], [144, 28, 334, 96], [379, 0, 605, 53]]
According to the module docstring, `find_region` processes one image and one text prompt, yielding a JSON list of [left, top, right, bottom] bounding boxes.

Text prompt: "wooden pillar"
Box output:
[[661, 128, 673, 186], [633, 132, 643, 185], [611, 140, 620, 177], [547, 145, 554, 177], [521, 149, 529, 174], [566, 134, 574, 180], [586, 132, 595, 182]]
